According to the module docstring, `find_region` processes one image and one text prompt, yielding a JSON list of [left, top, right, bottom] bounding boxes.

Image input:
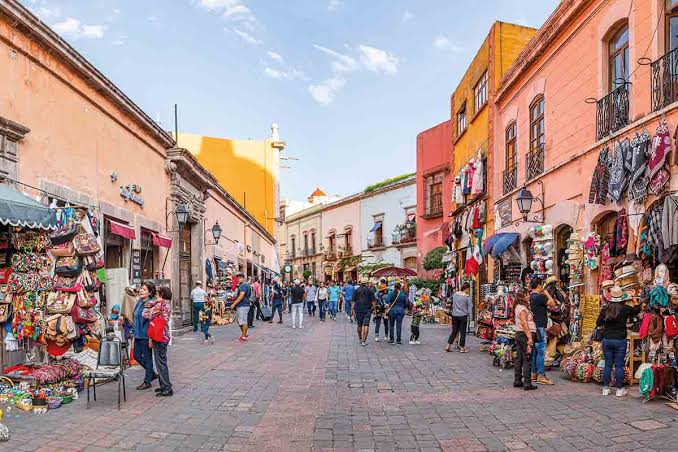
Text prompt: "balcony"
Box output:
[[503, 164, 517, 194], [324, 249, 337, 261], [525, 144, 544, 182], [338, 245, 353, 257], [423, 196, 443, 218], [367, 237, 385, 249], [392, 229, 416, 246], [596, 85, 629, 140], [303, 248, 310, 257], [651, 47, 678, 112]]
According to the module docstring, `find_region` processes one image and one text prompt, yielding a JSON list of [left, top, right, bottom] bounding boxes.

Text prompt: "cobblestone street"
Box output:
[[5, 313, 678, 452]]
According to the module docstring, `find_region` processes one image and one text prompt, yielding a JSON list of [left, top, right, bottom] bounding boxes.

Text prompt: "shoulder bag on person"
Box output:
[[385, 290, 400, 315], [148, 315, 167, 342]]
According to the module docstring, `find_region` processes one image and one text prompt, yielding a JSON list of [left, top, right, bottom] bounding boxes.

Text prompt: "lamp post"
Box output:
[[211, 221, 222, 244], [514, 180, 545, 225]]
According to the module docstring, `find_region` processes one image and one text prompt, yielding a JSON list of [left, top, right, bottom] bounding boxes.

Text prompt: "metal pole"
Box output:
[[174, 104, 179, 147]]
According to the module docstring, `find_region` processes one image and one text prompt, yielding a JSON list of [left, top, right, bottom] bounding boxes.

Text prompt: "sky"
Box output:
[[26, 0, 560, 201]]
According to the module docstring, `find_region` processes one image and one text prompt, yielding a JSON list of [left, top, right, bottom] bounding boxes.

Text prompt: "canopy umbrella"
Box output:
[[371, 266, 416, 278], [0, 184, 56, 230], [484, 233, 520, 258]]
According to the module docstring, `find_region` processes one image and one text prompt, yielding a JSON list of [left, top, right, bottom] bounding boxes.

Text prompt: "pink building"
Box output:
[[320, 194, 362, 282], [492, 0, 678, 290], [416, 120, 453, 275]]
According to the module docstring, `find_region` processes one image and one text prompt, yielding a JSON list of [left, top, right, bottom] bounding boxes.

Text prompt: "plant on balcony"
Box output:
[[364, 172, 415, 192], [423, 246, 448, 271], [338, 256, 362, 271]]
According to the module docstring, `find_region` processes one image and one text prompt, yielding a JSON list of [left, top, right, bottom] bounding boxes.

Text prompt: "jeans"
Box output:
[[374, 315, 389, 337], [318, 299, 328, 320], [328, 300, 338, 318], [514, 331, 533, 385], [192, 302, 204, 332], [291, 303, 304, 327], [152, 340, 172, 391], [133, 338, 154, 384], [200, 316, 211, 340], [307, 301, 315, 316], [602, 338, 627, 389], [272, 302, 283, 321], [346, 301, 354, 319], [410, 325, 419, 341], [448, 315, 468, 347], [531, 327, 547, 376], [388, 311, 404, 342]]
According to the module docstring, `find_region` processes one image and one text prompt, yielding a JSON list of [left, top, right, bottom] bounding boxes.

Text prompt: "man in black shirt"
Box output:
[[290, 279, 305, 329], [529, 278, 556, 385], [352, 278, 376, 346]]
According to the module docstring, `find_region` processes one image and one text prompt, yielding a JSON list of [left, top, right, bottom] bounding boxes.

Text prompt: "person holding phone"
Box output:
[[513, 287, 537, 391]]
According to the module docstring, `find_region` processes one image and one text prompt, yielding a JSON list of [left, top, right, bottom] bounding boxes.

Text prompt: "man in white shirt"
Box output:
[[305, 283, 317, 317], [190, 281, 207, 333]]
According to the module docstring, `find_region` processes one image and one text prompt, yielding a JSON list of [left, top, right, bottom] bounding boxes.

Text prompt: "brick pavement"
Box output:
[[3, 312, 678, 451]]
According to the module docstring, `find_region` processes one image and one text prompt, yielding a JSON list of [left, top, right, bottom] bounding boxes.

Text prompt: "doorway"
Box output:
[[179, 223, 192, 326], [555, 224, 573, 287]]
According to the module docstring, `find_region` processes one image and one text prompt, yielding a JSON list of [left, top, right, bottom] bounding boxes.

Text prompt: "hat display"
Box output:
[[609, 285, 630, 303], [614, 265, 637, 279], [601, 280, 615, 289], [654, 264, 670, 287], [544, 276, 558, 287]]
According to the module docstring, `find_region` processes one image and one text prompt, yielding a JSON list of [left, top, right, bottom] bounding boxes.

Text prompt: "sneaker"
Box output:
[[415, 341, 421, 345], [374, 337, 380, 342], [409, 340, 415, 345], [602, 387, 611, 396], [396, 340, 402, 345], [531, 373, 538, 381], [292, 325, 296, 329], [513, 381, 524, 388], [361, 341, 367, 346], [615, 388, 627, 397], [536, 375, 554, 385], [523, 385, 538, 391], [203, 339, 209, 344]]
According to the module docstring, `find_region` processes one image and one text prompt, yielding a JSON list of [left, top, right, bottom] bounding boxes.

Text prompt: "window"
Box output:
[[667, 1, 678, 52], [529, 96, 545, 151], [373, 221, 384, 247], [303, 232, 309, 254], [456, 103, 467, 136], [505, 122, 517, 169], [425, 172, 444, 214], [328, 233, 336, 253], [140, 230, 156, 280], [311, 231, 316, 254], [474, 71, 488, 113], [608, 25, 629, 91], [344, 228, 352, 254], [290, 236, 296, 258]]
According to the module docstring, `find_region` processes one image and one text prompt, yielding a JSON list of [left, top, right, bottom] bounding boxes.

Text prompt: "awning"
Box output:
[[109, 220, 136, 240], [372, 266, 416, 277], [152, 233, 172, 248], [484, 233, 520, 258], [343, 265, 356, 272], [0, 184, 56, 230], [369, 222, 382, 233]]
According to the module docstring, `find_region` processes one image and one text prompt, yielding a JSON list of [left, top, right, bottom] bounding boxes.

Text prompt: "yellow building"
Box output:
[[450, 21, 536, 281], [178, 125, 285, 237]]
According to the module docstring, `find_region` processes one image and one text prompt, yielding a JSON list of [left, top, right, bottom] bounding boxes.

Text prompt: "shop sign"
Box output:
[[497, 198, 512, 228], [120, 184, 144, 207], [132, 249, 142, 285]]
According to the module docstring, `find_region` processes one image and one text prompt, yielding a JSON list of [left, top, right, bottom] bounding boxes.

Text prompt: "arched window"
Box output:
[[529, 97, 544, 151], [505, 122, 517, 169], [608, 25, 629, 90], [666, 0, 678, 52]]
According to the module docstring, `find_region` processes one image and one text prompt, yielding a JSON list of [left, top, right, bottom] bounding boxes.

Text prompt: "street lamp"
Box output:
[[211, 221, 222, 244], [516, 187, 534, 220], [175, 203, 189, 227]]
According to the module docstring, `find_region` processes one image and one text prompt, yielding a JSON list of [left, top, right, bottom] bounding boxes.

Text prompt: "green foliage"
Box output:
[[410, 278, 441, 292], [302, 270, 312, 280], [364, 173, 415, 193], [423, 246, 448, 271], [358, 262, 391, 275], [338, 256, 362, 270]]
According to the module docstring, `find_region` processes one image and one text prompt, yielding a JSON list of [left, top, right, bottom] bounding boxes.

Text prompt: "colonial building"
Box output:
[[321, 192, 362, 282]]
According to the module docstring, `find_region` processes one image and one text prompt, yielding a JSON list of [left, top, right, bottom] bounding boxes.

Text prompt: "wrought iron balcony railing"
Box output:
[[596, 85, 629, 140], [525, 145, 544, 181], [651, 47, 678, 112], [503, 164, 517, 194], [324, 250, 337, 261], [367, 238, 384, 249]]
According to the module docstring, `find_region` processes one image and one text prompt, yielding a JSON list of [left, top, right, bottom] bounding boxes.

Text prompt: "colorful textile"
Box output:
[[142, 298, 171, 343], [589, 147, 610, 204], [648, 122, 671, 179], [607, 139, 631, 203], [627, 131, 650, 202]]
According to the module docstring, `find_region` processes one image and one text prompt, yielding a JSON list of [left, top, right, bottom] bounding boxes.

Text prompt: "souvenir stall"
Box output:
[[212, 260, 237, 325], [0, 186, 106, 415]]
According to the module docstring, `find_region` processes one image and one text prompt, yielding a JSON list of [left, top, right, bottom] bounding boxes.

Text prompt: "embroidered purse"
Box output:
[[0, 268, 13, 284], [46, 292, 76, 314], [77, 290, 98, 309], [0, 303, 13, 324], [50, 241, 75, 258], [53, 275, 82, 293], [54, 256, 81, 277], [70, 303, 97, 324], [49, 221, 77, 245], [73, 233, 100, 256], [83, 254, 105, 271], [12, 231, 51, 253], [82, 271, 101, 292]]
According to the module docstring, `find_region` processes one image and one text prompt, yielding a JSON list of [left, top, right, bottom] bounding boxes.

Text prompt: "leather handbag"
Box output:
[[53, 275, 82, 293], [50, 241, 75, 258], [45, 314, 75, 346], [46, 292, 76, 314], [547, 322, 562, 337], [49, 221, 77, 245], [54, 256, 81, 277], [84, 254, 104, 271], [73, 233, 100, 256], [591, 326, 604, 342], [77, 289, 98, 308], [70, 303, 97, 324]]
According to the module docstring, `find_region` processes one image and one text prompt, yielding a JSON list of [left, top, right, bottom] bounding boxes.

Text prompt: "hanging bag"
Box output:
[[50, 241, 75, 258], [46, 292, 76, 314], [53, 275, 83, 293], [73, 232, 100, 256], [49, 221, 77, 245], [83, 254, 104, 271], [70, 303, 97, 324], [54, 256, 81, 277]]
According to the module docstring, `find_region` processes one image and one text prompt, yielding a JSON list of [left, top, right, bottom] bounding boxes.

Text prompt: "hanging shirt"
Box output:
[[661, 195, 678, 248], [589, 147, 610, 205], [471, 156, 484, 195], [607, 139, 631, 203], [627, 131, 650, 203]]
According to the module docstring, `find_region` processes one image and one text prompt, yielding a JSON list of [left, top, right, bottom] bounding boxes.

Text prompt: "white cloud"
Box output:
[[36, 6, 60, 21], [358, 45, 399, 75], [233, 28, 262, 45], [308, 77, 346, 105], [52, 17, 106, 39], [433, 35, 464, 53], [264, 66, 305, 80], [113, 8, 121, 15], [82, 24, 105, 39], [267, 51, 283, 62], [402, 10, 414, 23], [112, 34, 127, 46], [52, 17, 80, 34], [328, 0, 342, 11], [223, 4, 251, 19], [147, 15, 159, 23], [313, 44, 359, 73]]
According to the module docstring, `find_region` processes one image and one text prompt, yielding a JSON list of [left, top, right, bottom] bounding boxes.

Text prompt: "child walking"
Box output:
[[200, 297, 214, 344], [409, 302, 424, 345]]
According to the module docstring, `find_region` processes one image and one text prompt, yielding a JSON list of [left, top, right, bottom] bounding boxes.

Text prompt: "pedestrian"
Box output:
[[596, 285, 641, 397], [338, 281, 345, 313], [409, 301, 424, 345], [445, 282, 473, 353], [305, 281, 317, 317], [385, 282, 407, 345], [199, 296, 214, 344], [190, 280, 207, 333], [290, 279, 305, 328], [373, 282, 389, 342], [269, 278, 284, 324], [328, 281, 340, 320], [132, 281, 157, 390], [317, 282, 329, 321], [230, 273, 252, 342], [529, 278, 556, 385], [248, 278, 265, 328], [343, 280, 356, 322], [513, 287, 537, 391], [144, 286, 173, 397], [353, 278, 376, 346]]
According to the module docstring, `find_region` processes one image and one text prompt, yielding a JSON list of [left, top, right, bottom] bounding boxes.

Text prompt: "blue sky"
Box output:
[[26, 0, 559, 201]]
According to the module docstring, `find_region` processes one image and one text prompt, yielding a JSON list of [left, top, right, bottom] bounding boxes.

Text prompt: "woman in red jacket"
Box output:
[[143, 286, 173, 397]]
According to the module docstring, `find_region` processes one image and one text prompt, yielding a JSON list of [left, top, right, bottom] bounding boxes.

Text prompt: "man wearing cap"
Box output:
[[230, 273, 252, 341], [352, 278, 377, 346], [190, 281, 208, 333]]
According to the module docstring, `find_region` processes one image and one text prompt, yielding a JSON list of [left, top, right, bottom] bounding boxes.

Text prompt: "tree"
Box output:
[[302, 270, 312, 281], [423, 246, 448, 271]]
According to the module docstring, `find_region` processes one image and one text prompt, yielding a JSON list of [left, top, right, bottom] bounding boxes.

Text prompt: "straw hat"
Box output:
[[601, 280, 615, 290], [610, 285, 629, 303], [614, 265, 637, 279]]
